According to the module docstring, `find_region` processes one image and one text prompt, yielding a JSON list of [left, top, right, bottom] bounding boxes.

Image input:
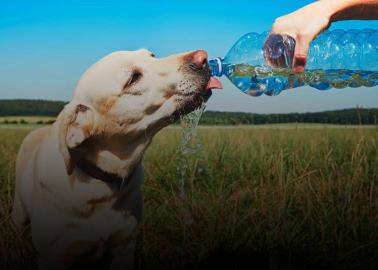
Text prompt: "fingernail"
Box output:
[[295, 56, 307, 67]]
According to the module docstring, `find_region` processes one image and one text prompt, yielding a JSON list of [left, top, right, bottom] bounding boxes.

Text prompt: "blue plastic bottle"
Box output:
[[209, 29, 378, 96]]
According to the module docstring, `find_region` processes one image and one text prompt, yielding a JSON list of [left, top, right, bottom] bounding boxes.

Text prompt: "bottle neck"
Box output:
[[209, 58, 223, 77]]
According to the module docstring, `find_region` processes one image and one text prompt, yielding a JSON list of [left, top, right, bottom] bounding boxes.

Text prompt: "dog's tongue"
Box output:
[[206, 77, 223, 90]]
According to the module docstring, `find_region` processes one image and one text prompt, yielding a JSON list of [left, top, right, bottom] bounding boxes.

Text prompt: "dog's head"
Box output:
[[58, 49, 222, 175]]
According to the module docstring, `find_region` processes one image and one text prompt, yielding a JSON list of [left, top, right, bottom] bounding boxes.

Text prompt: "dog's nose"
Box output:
[[192, 50, 208, 69]]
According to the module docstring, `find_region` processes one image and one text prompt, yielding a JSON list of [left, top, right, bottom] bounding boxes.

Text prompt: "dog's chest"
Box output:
[[40, 175, 132, 227], [33, 177, 139, 262], [71, 196, 136, 240]]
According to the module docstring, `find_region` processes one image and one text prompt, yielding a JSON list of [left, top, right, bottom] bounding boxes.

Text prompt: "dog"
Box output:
[[11, 49, 222, 269]]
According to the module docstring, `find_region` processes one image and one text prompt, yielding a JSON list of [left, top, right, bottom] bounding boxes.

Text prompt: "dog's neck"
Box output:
[[69, 133, 152, 181], [69, 148, 138, 190]]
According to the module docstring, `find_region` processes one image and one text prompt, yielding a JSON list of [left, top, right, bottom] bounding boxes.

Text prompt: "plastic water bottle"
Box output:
[[209, 29, 378, 96]]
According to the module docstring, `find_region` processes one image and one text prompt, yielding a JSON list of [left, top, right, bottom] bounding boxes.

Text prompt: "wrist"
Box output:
[[324, 0, 366, 21], [318, 0, 346, 22], [309, 1, 335, 24]]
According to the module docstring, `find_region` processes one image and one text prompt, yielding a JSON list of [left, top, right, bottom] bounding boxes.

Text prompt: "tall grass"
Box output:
[[0, 129, 36, 270], [0, 126, 377, 269]]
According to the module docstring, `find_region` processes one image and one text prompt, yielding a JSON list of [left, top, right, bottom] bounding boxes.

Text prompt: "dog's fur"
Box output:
[[11, 49, 212, 269]]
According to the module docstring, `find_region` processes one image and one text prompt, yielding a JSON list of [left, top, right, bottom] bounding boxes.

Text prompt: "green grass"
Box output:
[[0, 126, 377, 269]]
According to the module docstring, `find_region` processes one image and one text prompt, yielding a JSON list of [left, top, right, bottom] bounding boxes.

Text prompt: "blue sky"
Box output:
[[0, 0, 377, 113]]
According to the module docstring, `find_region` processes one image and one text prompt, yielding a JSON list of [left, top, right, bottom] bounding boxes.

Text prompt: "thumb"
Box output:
[[293, 35, 310, 73]]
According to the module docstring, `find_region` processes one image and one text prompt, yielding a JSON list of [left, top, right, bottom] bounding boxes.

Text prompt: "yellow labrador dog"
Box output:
[[11, 49, 222, 269]]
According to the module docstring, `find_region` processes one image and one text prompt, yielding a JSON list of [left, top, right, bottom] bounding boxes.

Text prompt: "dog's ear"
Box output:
[[58, 103, 95, 175]]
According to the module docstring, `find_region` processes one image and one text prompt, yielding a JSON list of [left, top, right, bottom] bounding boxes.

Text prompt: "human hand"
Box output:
[[267, 1, 333, 73]]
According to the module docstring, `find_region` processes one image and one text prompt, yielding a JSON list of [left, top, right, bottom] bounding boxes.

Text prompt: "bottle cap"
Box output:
[[209, 58, 223, 77]]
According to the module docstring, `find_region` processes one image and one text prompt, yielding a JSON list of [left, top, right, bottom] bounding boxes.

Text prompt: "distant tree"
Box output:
[[45, 120, 55, 125]]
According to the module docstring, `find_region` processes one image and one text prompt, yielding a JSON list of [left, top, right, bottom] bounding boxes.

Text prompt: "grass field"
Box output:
[[0, 124, 377, 269], [0, 116, 56, 130], [0, 116, 56, 122]]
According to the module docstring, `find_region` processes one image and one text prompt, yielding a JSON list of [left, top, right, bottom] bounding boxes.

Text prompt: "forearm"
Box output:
[[323, 0, 378, 21], [268, 0, 378, 72]]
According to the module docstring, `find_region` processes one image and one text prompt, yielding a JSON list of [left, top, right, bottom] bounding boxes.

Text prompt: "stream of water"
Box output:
[[176, 103, 206, 225], [175, 103, 206, 267]]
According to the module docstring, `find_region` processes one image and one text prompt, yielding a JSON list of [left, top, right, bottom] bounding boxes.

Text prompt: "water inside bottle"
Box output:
[[228, 64, 378, 96]]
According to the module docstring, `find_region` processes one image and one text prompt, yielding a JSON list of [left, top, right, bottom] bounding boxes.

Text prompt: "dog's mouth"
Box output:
[[170, 50, 223, 119], [175, 87, 211, 116], [173, 75, 222, 119]]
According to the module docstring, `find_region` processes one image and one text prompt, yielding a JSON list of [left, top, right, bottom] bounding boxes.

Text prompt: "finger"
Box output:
[[294, 55, 307, 73], [293, 36, 310, 73]]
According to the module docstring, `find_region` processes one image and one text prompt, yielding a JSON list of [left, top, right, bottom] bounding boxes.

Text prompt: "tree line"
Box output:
[[0, 99, 377, 125], [200, 109, 378, 125], [0, 99, 67, 116]]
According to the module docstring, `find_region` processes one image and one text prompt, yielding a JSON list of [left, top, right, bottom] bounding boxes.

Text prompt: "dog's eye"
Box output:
[[122, 70, 143, 94], [150, 53, 156, 58], [128, 71, 142, 85]]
